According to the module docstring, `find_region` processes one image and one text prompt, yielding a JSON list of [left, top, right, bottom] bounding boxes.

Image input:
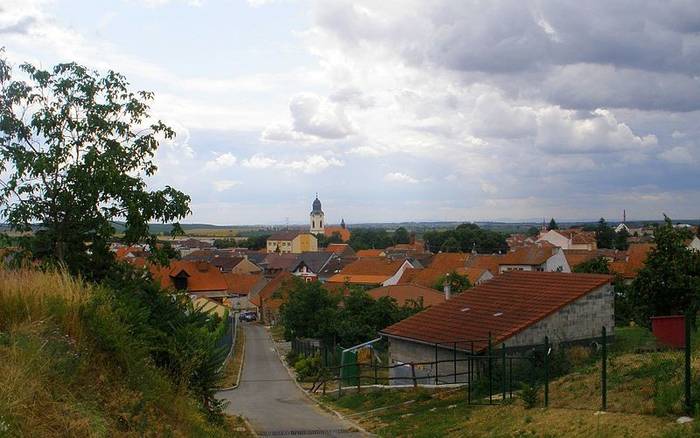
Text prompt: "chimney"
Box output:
[[443, 275, 451, 300]]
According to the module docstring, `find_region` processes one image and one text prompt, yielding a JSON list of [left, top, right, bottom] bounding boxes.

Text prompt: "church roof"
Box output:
[[311, 195, 323, 213]]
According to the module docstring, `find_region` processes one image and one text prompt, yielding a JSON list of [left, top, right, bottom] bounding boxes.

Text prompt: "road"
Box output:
[[221, 323, 366, 437]]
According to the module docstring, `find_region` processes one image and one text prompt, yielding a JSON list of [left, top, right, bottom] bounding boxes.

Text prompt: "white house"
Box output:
[[498, 243, 571, 274]]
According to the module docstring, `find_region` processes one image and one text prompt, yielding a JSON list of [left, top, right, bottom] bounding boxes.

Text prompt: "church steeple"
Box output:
[[310, 194, 325, 234], [341, 218, 346, 229]]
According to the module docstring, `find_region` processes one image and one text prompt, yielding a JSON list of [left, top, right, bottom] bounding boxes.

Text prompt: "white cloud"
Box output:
[[213, 180, 242, 192], [242, 153, 344, 174], [204, 153, 237, 171], [384, 172, 420, 184], [659, 146, 694, 164]]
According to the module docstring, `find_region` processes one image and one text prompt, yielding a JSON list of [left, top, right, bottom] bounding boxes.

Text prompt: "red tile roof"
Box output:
[[223, 273, 264, 295], [249, 272, 294, 309], [356, 249, 386, 258], [367, 284, 446, 307], [324, 226, 351, 242], [150, 260, 228, 292], [381, 271, 613, 351], [426, 252, 470, 271], [464, 254, 504, 276], [610, 243, 655, 279], [500, 242, 556, 266], [335, 257, 406, 276]]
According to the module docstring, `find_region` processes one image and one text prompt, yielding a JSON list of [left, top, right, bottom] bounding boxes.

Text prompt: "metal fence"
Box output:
[[216, 314, 237, 369], [297, 324, 694, 414]]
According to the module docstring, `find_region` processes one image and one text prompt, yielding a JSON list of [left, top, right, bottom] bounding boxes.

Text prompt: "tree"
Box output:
[[434, 270, 471, 294], [629, 217, 700, 325], [573, 257, 610, 274], [279, 278, 340, 342], [614, 228, 630, 251], [547, 218, 559, 230], [526, 226, 540, 238], [0, 54, 190, 278], [440, 236, 461, 252], [392, 227, 410, 244], [596, 218, 615, 249]]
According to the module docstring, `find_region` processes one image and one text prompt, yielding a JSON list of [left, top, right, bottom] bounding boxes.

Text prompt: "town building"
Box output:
[[367, 284, 447, 307], [498, 242, 571, 273], [326, 257, 414, 287], [310, 195, 325, 234], [381, 271, 614, 384], [266, 231, 318, 254]]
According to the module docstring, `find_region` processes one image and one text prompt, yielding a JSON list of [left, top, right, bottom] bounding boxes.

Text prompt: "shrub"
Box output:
[[521, 383, 540, 409], [294, 354, 322, 381]]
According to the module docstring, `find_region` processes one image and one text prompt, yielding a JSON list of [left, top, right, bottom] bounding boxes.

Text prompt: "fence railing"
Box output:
[[292, 325, 695, 413]]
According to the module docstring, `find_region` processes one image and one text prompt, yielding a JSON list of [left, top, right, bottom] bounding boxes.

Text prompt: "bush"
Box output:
[[293, 354, 322, 381], [521, 383, 540, 409]]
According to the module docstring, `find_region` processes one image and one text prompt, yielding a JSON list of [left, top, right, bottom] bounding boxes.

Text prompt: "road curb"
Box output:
[[266, 327, 375, 437], [217, 323, 246, 392]]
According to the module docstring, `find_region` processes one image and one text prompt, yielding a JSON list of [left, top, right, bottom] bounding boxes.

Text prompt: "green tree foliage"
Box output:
[[94, 263, 231, 421], [238, 234, 269, 250], [0, 54, 190, 279], [423, 223, 508, 254], [392, 227, 410, 245], [279, 278, 424, 346], [629, 217, 700, 325], [526, 226, 540, 237], [572, 257, 611, 274], [213, 238, 237, 249], [316, 231, 342, 248], [434, 270, 472, 294], [547, 218, 559, 230], [614, 228, 630, 250], [347, 228, 394, 250], [596, 218, 615, 249]]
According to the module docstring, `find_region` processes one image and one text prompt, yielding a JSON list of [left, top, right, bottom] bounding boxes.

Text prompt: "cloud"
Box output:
[[204, 153, 237, 170], [213, 180, 242, 192], [242, 153, 344, 174], [263, 93, 355, 142], [659, 146, 694, 164], [384, 172, 420, 184]]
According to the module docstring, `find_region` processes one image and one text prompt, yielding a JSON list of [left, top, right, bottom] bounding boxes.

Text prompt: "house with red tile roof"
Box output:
[[326, 257, 414, 287], [367, 284, 447, 307], [249, 272, 295, 324], [150, 260, 229, 297], [224, 272, 267, 311], [325, 243, 357, 258], [355, 249, 387, 258], [498, 242, 570, 274], [537, 229, 597, 251], [381, 271, 614, 384], [609, 243, 656, 282]]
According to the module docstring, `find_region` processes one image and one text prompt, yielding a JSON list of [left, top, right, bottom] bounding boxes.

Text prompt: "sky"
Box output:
[[2, 0, 700, 225]]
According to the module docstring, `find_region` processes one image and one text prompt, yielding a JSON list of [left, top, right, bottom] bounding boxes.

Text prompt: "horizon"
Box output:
[[3, 1, 700, 224]]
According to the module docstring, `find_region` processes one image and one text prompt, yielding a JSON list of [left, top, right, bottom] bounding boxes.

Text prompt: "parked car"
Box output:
[[238, 311, 257, 322]]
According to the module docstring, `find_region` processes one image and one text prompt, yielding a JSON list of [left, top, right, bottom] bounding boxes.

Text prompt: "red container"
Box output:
[[651, 315, 686, 348]]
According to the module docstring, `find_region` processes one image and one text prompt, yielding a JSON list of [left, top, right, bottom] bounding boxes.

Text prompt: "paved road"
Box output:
[[221, 323, 365, 437]]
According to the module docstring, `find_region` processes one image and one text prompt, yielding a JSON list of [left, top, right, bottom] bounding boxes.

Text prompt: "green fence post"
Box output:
[[509, 357, 513, 399], [467, 342, 472, 404], [602, 326, 607, 411], [454, 342, 457, 384], [501, 343, 506, 403], [685, 314, 692, 415], [435, 343, 439, 385], [374, 355, 378, 385], [544, 336, 549, 408], [488, 332, 493, 405]]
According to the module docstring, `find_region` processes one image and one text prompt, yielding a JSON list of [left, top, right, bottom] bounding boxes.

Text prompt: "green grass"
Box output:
[[0, 268, 253, 437]]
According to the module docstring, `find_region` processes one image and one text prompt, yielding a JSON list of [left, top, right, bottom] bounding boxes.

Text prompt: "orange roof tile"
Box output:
[[356, 249, 386, 258], [367, 284, 446, 307], [326, 274, 394, 285], [339, 257, 406, 276], [454, 267, 491, 284], [150, 260, 228, 292], [464, 254, 505, 276], [382, 271, 613, 351], [249, 272, 294, 310], [324, 226, 351, 242], [223, 273, 263, 295], [427, 252, 470, 271], [500, 242, 556, 266]]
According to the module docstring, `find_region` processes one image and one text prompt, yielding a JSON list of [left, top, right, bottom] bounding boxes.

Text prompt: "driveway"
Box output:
[[221, 323, 366, 437]]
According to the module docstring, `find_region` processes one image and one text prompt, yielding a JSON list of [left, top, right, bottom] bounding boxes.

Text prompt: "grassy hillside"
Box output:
[[0, 268, 251, 437]]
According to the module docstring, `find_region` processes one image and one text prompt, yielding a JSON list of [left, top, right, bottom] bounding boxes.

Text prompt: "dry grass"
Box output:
[[219, 324, 245, 388], [0, 267, 253, 437], [325, 388, 691, 437]]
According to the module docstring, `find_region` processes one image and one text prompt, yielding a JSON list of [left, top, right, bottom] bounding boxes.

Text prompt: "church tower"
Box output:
[[310, 194, 324, 234]]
